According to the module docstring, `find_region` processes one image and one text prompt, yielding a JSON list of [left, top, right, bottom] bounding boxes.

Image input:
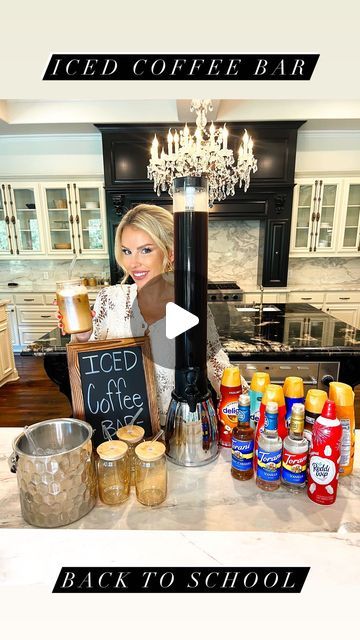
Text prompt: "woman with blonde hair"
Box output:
[[58, 203, 244, 427]]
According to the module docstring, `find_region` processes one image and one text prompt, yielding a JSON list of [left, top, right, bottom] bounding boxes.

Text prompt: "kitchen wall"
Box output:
[[1, 128, 359, 290]]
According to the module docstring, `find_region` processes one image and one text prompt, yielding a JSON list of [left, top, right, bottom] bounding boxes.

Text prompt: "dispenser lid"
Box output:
[[283, 376, 304, 397], [135, 441, 165, 462], [97, 440, 128, 461], [116, 426, 145, 444], [329, 381, 354, 406]]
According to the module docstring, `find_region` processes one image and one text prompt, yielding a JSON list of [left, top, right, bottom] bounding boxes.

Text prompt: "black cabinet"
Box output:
[[97, 121, 304, 287]]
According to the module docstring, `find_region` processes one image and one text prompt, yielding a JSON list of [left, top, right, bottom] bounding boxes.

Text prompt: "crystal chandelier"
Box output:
[[147, 99, 257, 207]]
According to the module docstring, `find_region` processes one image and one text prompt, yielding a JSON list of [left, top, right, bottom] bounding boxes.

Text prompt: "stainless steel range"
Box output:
[[207, 281, 243, 302]]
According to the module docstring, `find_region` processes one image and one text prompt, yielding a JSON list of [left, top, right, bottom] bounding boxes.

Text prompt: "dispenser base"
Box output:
[[165, 396, 219, 467]]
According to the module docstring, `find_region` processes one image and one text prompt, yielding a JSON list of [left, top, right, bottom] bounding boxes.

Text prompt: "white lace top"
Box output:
[[90, 284, 247, 426]]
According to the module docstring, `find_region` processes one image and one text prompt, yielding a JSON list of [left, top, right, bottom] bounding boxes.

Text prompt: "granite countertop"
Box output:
[[1, 427, 359, 532]]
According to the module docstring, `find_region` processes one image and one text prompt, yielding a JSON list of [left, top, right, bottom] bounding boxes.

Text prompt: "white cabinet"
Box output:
[[6, 305, 19, 346], [290, 179, 342, 256], [0, 180, 108, 260], [0, 182, 45, 258], [41, 181, 108, 257], [291, 176, 360, 257], [323, 291, 360, 328], [287, 290, 324, 309], [337, 179, 360, 255], [0, 302, 19, 387]]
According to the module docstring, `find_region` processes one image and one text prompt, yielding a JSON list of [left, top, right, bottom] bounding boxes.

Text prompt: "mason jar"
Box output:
[[96, 441, 130, 505], [116, 426, 145, 486], [135, 441, 167, 506], [56, 278, 92, 334]]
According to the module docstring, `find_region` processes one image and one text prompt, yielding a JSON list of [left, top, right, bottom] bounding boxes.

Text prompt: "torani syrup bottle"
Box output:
[[304, 389, 327, 446], [256, 401, 282, 492], [283, 377, 304, 429], [255, 384, 286, 470], [231, 394, 254, 481], [329, 382, 356, 477], [281, 403, 308, 492], [250, 371, 270, 430], [218, 366, 242, 448], [307, 400, 342, 506]]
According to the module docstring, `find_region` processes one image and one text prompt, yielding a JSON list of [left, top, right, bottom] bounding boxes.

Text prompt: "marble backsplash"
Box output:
[[288, 256, 360, 287], [0, 259, 110, 287], [1, 221, 359, 290]]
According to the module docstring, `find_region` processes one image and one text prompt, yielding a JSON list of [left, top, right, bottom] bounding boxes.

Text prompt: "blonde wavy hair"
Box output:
[[115, 204, 174, 284]]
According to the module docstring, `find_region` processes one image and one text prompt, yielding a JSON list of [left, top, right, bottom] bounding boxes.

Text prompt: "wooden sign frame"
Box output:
[[66, 336, 160, 437]]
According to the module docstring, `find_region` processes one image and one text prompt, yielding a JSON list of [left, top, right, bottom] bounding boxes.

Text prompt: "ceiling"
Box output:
[[0, 99, 359, 135]]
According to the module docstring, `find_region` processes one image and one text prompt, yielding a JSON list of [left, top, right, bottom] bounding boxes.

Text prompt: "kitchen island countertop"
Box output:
[[1, 428, 359, 532]]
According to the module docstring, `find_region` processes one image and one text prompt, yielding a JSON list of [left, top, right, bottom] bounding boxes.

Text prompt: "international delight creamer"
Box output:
[[307, 400, 342, 506], [250, 372, 270, 430], [218, 367, 242, 447]]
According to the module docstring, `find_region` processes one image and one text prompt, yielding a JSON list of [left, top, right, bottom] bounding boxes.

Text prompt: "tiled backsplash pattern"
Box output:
[[1, 220, 359, 288]]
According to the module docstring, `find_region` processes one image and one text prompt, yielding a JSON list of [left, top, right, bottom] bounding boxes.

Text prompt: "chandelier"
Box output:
[[147, 99, 257, 207]]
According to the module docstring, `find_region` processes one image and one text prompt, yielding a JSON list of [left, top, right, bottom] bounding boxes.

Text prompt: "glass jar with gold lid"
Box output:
[[96, 440, 130, 505], [116, 426, 145, 486], [134, 441, 167, 506]]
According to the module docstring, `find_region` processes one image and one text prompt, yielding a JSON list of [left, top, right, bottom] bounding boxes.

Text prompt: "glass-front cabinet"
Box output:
[[338, 179, 360, 253], [290, 179, 340, 255], [41, 182, 107, 256], [0, 183, 45, 257]]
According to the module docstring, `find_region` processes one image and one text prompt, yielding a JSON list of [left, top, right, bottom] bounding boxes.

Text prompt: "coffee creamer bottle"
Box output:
[[307, 400, 342, 506], [329, 382, 356, 477], [218, 366, 242, 448], [255, 384, 286, 469], [283, 376, 304, 429], [250, 372, 270, 430], [304, 389, 327, 446]]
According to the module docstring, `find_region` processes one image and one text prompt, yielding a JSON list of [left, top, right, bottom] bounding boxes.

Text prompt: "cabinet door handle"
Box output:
[[40, 315, 51, 318], [73, 183, 82, 254], [339, 297, 350, 300], [24, 298, 35, 302], [2, 184, 14, 254], [67, 183, 76, 254], [301, 296, 312, 300], [309, 180, 318, 252], [313, 179, 323, 252], [7, 185, 20, 255]]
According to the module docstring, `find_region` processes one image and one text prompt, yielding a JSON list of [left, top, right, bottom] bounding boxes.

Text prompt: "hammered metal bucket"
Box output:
[[11, 419, 97, 528]]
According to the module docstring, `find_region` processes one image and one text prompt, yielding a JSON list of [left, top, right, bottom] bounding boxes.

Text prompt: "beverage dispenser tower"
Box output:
[[165, 176, 219, 466]]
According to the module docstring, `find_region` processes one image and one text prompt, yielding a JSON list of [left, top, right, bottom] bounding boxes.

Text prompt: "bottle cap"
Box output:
[[266, 401, 278, 414], [221, 366, 241, 388], [283, 376, 304, 398], [116, 425, 145, 444], [262, 384, 285, 407], [135, 441, 166, 462], [291, 402, 305, 416], [97, 440, 128, 461], [305, 389, 328, 413], [321, 399, 337, 420], [239, 393, 250, 406], [329, 381, 354, 407], [250, 371, 270, 392]]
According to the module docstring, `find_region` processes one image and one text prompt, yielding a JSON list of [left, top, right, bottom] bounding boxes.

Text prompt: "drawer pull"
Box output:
[[301, 297, 312, 300], [339, 297, 350, 300], [40, 315, 51, 318], [23, 298, 35, 301]]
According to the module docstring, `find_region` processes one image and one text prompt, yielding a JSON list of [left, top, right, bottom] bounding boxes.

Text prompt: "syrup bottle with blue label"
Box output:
[[231, 394, 254, 481], [256, 401, 282, 491], [281, 403, 308, 492]]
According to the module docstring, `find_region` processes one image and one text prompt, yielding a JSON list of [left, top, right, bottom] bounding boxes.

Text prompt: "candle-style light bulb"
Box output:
[[151, 134, 159, 160], [184, 124, 189, 145], [174, 131, 179, 154], [243, 129, 249, 154], [167, 130, 173, 155], [223, 124, 228, 150]]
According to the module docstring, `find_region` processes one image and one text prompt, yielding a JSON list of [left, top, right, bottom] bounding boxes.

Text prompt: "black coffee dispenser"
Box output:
[[165, 176, 219, 466]]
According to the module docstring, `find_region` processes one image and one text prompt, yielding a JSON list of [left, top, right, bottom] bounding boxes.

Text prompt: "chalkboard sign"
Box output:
[[67, 337, 160, 448]]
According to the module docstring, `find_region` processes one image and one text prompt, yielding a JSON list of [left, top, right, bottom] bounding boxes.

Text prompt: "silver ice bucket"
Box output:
[[11, 418, 97, 528]]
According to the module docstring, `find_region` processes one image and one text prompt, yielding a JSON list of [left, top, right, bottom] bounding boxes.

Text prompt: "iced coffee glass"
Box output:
[[56, 278, 93, 334]]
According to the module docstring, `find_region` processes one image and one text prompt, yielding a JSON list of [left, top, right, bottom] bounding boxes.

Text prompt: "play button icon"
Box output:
[[165, 302, 199, 339]]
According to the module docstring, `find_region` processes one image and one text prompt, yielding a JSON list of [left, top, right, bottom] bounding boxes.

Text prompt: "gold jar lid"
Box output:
[[97, 440, 128, 461], [116, 425, 145, 444], [135, 441, 165, 462]]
